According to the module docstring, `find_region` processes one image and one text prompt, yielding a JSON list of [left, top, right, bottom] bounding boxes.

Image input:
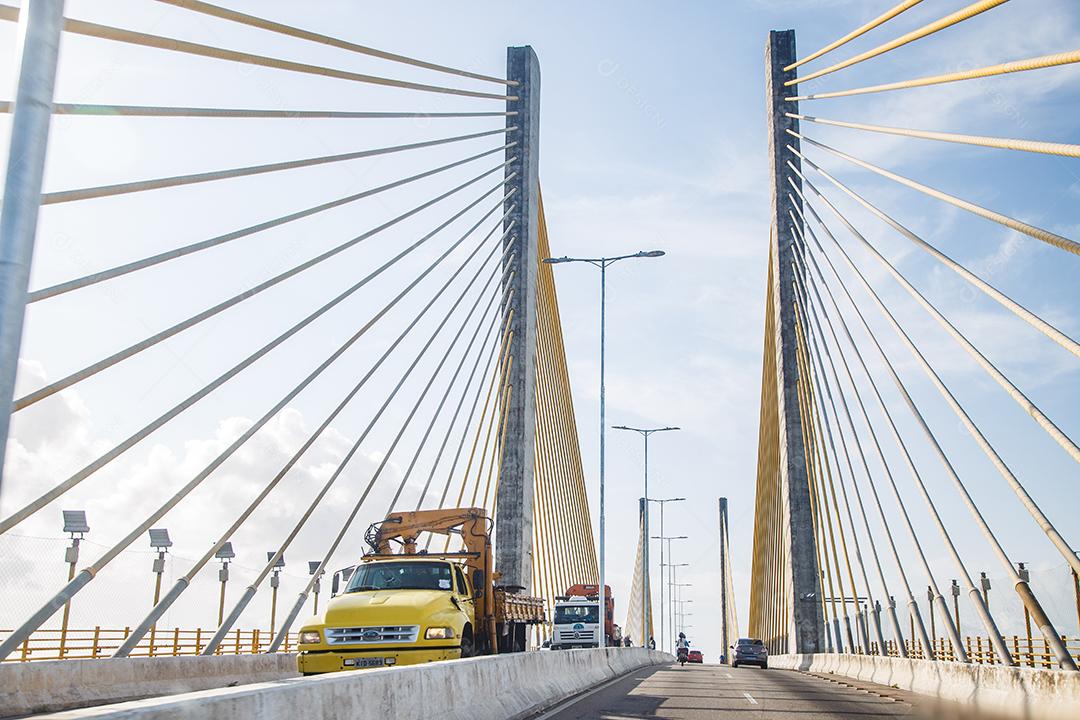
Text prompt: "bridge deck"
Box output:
[[540, 663, 937, 719]]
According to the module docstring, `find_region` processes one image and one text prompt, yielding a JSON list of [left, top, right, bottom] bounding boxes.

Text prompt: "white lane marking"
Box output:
[[725, 672, 734, 679], [743, 692, 758, 705], [532, 667, 649, 719]]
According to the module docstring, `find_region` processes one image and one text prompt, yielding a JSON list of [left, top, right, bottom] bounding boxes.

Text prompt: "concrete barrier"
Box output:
[[21, 648, 671, 720], [0, 654, 300, 717], [771, 653, 1080, 720]]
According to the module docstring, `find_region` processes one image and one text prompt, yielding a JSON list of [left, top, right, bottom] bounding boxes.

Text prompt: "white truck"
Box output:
[[549, 584, 620, 649]]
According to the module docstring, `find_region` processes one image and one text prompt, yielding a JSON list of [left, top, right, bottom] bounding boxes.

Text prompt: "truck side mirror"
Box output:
[[472, 569, 484, 598], [331, 573, 341, 596]]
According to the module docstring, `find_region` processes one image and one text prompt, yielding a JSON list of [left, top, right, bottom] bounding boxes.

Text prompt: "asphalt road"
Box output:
[[539, 663, 938, 719]]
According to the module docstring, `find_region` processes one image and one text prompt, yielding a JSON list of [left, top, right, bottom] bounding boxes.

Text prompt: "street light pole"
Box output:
[[668, 561, 689, 652], [60, 511, 89, 660], [614, 425, 679, 646], [653, 534, 687, 652], [675, 592, 693, 634], [599, 259, 607, 647], [649, 499, 685, 652], [543, 249, 666, 649]]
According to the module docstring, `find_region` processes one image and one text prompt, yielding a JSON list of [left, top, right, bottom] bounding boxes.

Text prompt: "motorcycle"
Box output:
[[677, 647, 689, 666]]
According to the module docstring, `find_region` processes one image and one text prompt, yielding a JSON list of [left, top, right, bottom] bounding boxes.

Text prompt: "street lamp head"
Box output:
[[308, 561, 322, 576], [637, 250, 665, 258], [62, 510, 89, 536], [542, 256, 570, 264], [613, 425, 680, 434], [148, 528, 172, 550], [267, 551, 286, 569], [215, 542, 235, 561]]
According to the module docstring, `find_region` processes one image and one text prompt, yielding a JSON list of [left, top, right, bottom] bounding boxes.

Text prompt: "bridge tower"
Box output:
[[748, 29, 824, 655], [495, 45, 541, 592], [718, 497, 739, 660]]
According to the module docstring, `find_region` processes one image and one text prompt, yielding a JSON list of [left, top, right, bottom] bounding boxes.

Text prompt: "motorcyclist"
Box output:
[[676, 632, 690, 664]]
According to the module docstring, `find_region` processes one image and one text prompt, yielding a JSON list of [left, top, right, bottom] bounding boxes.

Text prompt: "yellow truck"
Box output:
[[296, 508, 544, 674]]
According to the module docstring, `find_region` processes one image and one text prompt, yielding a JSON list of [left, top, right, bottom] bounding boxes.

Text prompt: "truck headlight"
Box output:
[[298, 630, 321, 644], [425, 627, 454, 640]]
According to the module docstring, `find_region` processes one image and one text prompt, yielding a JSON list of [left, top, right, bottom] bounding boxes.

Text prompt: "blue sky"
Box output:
[[1, 0, 1078, 665]]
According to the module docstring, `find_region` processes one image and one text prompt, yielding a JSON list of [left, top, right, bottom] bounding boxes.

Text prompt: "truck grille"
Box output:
[[325, 625, 419, 645], [557, 629, 596, 641]]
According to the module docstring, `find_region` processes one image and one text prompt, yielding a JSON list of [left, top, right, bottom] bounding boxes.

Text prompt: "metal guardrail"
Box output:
[[869, 636, 1080, 668], [0, 627, 297, 662]]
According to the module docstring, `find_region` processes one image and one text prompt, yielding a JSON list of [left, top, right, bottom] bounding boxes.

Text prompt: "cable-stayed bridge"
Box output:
[[0, 2, 1077, 719], [751, 9, 1080, 676], [0, 0, 596, 664]]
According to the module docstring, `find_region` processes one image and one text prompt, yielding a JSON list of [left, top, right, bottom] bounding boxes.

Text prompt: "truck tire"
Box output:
[[460, 625, 474, 658]]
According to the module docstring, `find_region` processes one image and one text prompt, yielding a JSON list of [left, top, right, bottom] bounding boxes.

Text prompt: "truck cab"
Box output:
[[296, 556, 476, 673], [550, 595, 600, 649], [550, 584, 617, 649]]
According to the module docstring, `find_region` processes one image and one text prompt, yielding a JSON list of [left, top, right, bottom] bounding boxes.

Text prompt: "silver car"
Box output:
[[731, 637, 768, 669]]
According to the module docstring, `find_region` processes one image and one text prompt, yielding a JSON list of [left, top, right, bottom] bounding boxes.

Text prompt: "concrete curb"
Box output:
[[771, 653, 1080, 720], [0, 654, 299, 717], [20, 648, 673, 719]]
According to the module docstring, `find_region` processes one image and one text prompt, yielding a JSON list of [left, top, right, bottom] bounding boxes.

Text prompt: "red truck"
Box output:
[[552, 584, 620, 648]]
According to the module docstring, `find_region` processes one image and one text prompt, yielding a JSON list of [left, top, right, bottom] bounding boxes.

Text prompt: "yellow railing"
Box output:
[[0, 627, 297, 662], [866, 635, 1080, 667]]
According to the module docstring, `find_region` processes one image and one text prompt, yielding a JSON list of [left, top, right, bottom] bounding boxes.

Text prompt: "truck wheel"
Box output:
[[460, 626, 474, 658]]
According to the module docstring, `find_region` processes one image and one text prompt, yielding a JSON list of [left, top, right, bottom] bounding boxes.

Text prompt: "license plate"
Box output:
[[344, 657, 385, 668]]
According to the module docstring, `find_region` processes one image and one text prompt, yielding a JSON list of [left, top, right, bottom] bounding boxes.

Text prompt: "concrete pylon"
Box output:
[[495, 46, 541, 593], [718, 498, 740, 661], [764, 29, 824, 654]]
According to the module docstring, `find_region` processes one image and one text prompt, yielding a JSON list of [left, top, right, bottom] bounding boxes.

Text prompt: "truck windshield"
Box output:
[[346, 561, 453, 592], [554, 605, 598, 624]]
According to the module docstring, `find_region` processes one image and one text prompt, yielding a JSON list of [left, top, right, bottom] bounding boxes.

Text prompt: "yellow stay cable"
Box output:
[[786, 0, 924, 72], [532, 296, 569, 590], [153, 0, 516, 87], [788, 49, 1080, 101], [792, 133, 1080, 257], [463, 345, 512, 507], [796, 303, 846, 642], [534, 322, 568, 588], [794, 322, 835, 640], [788, 0, 1010, 86], [442, 325, 512, 551], [800, 296, 863, 645], [538, 275, 588, 584], [537, 191, 598, 581], [0, 6, 515, 102], [790, 113, 1080, 159], [477, 360, 513, 509]]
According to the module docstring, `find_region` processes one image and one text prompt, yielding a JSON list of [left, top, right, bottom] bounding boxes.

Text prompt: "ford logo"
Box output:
[[573, 623, 584, 630], [362, 630, 381, 641]]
